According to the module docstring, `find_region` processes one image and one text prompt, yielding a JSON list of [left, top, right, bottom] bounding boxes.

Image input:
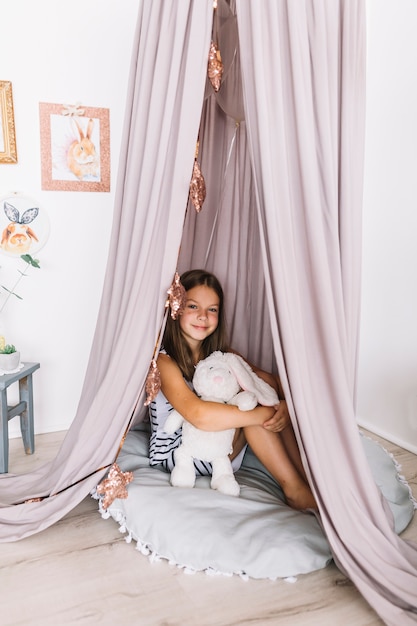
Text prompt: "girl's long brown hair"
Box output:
[[163, 269, 229, 380]]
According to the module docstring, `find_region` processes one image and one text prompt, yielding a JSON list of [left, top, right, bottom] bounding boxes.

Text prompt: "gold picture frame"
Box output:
[[39, 102, 110, 192], [0, 81, 18, 164]]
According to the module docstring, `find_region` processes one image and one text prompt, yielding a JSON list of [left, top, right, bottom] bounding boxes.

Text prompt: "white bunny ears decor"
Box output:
[[164, 351, 279, 497]]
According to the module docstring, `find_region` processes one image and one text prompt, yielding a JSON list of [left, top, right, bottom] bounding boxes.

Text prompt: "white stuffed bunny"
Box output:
[[164, 351, 279, 496]]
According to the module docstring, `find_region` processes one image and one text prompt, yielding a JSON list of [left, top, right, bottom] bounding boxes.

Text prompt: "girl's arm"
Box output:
[[157, 353, 275, 432], [235, 353, 291, 433]]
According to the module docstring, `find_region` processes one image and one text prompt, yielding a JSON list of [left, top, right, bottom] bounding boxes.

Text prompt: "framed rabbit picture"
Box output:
[[39, 102, 110, 192]]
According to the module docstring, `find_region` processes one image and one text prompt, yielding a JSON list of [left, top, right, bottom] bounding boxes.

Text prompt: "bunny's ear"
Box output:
[[72, 118, 84, 139], [224, 353, 279, 406], [86, 118, 94, 139], [20, 207, 39, 225], [4, 202, 20, 223]]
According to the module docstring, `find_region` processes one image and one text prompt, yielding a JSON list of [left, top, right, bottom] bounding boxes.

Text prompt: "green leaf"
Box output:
[[21, 254, 40, 268]]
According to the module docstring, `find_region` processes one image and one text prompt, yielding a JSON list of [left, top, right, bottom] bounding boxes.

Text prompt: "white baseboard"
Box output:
[[357, 417, 417, 456]]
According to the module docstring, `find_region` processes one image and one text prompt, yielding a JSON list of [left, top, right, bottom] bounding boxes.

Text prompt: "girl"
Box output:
[[149, 269, 316, 511]]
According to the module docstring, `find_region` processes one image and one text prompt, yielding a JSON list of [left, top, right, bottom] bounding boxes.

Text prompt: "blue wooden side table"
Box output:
[[0, 362, 40, 474]]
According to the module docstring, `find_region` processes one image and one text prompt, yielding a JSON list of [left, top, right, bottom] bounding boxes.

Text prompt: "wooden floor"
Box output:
[[1, 430, 416, 626]]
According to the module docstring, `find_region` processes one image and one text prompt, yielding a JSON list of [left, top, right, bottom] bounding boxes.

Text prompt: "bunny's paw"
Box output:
[[211, 474, 240, 497]]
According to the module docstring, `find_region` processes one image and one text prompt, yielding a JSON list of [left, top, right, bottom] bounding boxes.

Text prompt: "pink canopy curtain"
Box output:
[[0, 1, 416, 623], [179, 1, 417, 623], [237, 1, 417, 624], [0, 1, 212, 534]]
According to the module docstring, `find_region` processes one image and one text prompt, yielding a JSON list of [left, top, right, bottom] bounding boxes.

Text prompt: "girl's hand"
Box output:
[[262, 400, 290, 432]]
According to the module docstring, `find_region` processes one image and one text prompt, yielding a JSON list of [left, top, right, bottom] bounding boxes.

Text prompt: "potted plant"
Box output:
[[0, 341, 20, 372]]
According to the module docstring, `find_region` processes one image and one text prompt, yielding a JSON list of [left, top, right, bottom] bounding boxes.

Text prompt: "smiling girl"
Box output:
[[149, 269, 316, 511]]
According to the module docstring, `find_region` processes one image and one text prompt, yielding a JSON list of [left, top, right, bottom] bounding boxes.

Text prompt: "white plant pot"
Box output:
[[0, 351, 21, 372]]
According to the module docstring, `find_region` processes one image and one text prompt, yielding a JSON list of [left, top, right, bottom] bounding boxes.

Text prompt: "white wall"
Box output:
[[357, 0, 417, 453], [3, 1, 416, 453], [2, 1, 139, 437]]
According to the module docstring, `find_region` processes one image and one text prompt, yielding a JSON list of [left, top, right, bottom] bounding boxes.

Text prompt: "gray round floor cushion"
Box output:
[[97, 427, 415, 580]]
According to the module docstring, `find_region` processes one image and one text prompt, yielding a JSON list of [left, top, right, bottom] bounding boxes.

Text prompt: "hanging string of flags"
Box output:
[[97, 6, 226, 509]]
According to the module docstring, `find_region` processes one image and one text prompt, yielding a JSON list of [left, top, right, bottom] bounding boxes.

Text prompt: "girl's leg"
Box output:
[[279, 423, 310, 484], [230, 428, 247, 460], [243, 425, 317, 511]]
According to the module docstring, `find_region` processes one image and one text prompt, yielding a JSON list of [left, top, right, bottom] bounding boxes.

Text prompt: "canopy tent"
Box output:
[[0, 1, 416, 623]]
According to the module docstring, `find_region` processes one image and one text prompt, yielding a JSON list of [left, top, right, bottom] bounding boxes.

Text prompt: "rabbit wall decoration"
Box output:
[[1, 202, 39, 254], [67, 117, 99, 180]]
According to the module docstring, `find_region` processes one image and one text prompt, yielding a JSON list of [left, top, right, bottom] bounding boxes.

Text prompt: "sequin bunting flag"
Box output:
[[207, 40, 223, 92], [167, 272, 187, 319], [96, 463, 133, 510], [144, 358, 161, 406], [189, 159, 206, 212]]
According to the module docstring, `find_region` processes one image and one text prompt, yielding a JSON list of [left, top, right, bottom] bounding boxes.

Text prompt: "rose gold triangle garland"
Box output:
[[94, 267, 189, 508], [95, 20, 223, 506], [190, 2, 222, 212], [145, 26, 225, 407]]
